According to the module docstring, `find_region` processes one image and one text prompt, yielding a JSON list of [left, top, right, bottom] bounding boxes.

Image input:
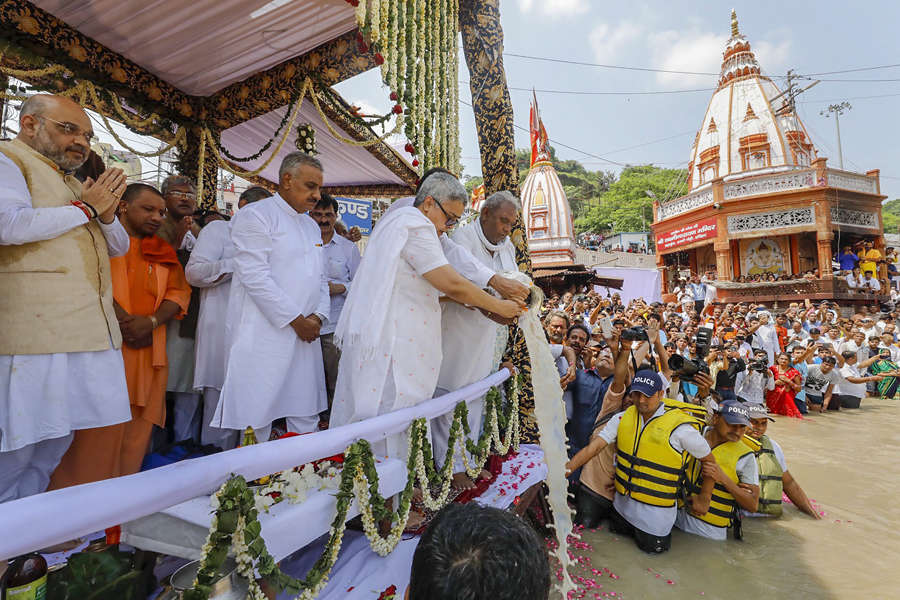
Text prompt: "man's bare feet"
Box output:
[[452, 472, 476, 490], [404, 510, 426, 532]]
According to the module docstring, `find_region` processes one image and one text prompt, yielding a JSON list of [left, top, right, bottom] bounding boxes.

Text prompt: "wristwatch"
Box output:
[[149, 315, 159, 329]]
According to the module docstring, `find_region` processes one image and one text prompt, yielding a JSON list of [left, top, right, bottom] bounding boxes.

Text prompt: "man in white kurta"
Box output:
[[331, 173, 525, 463], [752, 312, 781, 365], [0, 95, 131, 502], [185, 187, 271, 449], [433, 192, 520, 485], [212, 154, 330, 440]]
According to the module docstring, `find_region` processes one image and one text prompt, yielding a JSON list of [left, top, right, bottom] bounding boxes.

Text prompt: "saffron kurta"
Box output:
[[49, 235, 191, 488], [211, 194, 330, 430]]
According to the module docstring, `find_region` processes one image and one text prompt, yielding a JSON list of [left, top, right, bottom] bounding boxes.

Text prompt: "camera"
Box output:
[[621, 326, 649, 342], [748, 359, 768, 372], [668, 354, 710, 383], [695, 325, 713, 359]]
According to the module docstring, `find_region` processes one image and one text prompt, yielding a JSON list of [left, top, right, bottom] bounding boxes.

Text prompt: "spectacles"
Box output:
[[38, 116, 94, 143], [167, 191, 196, 200], [433, 197, 461, 228]]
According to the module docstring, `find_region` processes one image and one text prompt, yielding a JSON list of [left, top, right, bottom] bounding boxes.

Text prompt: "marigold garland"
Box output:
[[185, 376, 521, 600]]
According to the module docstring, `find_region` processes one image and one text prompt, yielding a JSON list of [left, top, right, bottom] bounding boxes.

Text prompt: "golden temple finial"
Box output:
[[731, 9, 740, 37]]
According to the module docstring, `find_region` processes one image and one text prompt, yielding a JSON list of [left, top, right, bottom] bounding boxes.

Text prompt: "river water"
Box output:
[[566, 398, 900, 599]]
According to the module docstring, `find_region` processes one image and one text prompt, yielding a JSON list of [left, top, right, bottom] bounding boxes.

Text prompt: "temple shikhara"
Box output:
[[652, 11, 886, 304], [522, 94, 606, 292]]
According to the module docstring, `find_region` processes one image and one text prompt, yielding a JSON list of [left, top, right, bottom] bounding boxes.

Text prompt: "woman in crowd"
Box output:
[[869, 348, 900, 399], [766, 352, 803, 417]]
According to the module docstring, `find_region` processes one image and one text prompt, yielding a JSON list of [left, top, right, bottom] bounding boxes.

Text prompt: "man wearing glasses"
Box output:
[[157, 175, 204, 444], [0, 94, 131, 501]]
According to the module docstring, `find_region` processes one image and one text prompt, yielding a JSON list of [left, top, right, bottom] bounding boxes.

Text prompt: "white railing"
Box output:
[[0, 370, 510, 561], [656, 188, 713, 220], [723, 169, 816, 200], [826, 169, 878, 195]]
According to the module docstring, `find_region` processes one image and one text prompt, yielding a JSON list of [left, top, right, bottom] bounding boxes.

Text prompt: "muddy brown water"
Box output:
[[565, 398, 900, 599]]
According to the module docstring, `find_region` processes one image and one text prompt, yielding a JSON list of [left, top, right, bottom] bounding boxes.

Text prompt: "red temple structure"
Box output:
[[651, 11, 887, 305]]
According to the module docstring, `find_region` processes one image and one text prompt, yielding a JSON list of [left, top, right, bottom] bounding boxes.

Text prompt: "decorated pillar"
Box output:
[[177, 127, 219, 209], [460, 0, 541, 445], [714, 242, 731, 281], [459, 0, 529, 275], [814, 193, 833, 278]]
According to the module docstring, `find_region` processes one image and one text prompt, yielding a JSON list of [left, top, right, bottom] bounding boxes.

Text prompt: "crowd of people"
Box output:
[[2, 93, 895, 596], [0, 95, 533, 515], [537, 285, 900, 552]]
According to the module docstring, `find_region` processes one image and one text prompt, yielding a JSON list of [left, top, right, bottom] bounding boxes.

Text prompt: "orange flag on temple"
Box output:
[[529, 90, 549, 167], [529, 90, 540, 167]]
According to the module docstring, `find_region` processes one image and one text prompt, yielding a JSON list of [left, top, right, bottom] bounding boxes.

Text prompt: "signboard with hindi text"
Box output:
[[656, 218, 717, 251], [335, 197, 373, 235]]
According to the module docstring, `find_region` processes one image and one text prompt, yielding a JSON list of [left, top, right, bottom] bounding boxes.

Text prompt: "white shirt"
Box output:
[[839, 340, 867, 365], [320, 233, 361, 335], [213, 194, 331, 428], [837, 364, 867, 398], [845, 273, 861, 288], [596, 403, 711, 536], [185, 220, 235, 391], [753, 323, 780, 366], [0, 153, 131, 451], [861, 277, 881, 291], [438, 218, 516, 392], [737, 369, 775, 404]]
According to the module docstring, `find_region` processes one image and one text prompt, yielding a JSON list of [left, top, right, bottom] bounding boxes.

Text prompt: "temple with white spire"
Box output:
[[652, 10, 887, 305], [521, 94, 577, 266]]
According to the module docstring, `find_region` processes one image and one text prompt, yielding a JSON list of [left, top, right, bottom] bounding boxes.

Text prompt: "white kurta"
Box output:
[[331, 208, 448, 459], [185, 220, 234, 391], [437, 219, 517, 390], [212, 194, 330, 430], [0, 154, 131, 452], [433, 219, 517, 470]]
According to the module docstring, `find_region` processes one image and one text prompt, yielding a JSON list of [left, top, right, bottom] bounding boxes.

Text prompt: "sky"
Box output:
[[335, 0, 900, 200]]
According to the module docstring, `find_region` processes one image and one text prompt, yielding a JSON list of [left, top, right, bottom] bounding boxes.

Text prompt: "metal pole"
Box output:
[[834, 110, 843, 169]]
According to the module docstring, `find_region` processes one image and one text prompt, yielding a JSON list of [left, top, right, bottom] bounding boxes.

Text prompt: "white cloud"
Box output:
[[648, 30, 727, 87], [754, 39, 792, 76], [516, 0, 589, 18], [589, 21, 643, 63]]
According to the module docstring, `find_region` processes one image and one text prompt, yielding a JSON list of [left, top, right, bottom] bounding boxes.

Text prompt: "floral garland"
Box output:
[[185, 376, 521, 600], [294, 123, 317, 155], [219, 92, 303, 163]]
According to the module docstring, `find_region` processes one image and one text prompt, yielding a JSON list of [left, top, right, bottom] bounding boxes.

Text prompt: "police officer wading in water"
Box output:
[[567, 370, 717, 554], [674, 400, 761, 540]]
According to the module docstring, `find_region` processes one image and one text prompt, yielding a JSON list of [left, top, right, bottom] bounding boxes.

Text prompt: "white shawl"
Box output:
[[334, 205, 433, 357]]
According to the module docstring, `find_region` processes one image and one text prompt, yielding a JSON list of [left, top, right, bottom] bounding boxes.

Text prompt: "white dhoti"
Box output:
[[331, 207, 448, 463], [431, 218, 517, 473]]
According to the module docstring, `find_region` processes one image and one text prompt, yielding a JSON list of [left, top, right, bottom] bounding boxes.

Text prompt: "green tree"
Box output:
[[882, 198, 900, 234], [575, 165, 688, 234]]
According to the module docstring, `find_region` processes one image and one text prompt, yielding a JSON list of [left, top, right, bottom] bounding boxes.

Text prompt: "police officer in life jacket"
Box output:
[[567, 369, 716, 554], [675, 400, 760, 540], [744, 403, 821, 519]]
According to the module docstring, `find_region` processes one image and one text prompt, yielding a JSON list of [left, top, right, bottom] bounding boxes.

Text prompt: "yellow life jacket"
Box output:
[[755, 435, 784, 517], [683, 439, 755, 528], [662, 397, 708, 421], [614, 404, 703, 507]]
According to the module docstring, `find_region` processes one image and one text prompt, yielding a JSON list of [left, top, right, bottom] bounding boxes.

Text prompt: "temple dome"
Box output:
[[522, 161, 576, 265], [687, 10, 817, 191]]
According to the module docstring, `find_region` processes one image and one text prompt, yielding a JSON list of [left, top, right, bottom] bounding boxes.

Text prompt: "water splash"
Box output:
[[505, 272, 576, 594]]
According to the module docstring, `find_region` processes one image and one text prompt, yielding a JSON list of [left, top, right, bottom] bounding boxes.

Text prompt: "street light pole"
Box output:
[[821, 102, 851, 169]]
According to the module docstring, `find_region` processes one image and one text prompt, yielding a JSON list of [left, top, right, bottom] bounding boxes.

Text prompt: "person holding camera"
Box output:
[[711, 345, 745, 402], [737, 348, 774, 405]]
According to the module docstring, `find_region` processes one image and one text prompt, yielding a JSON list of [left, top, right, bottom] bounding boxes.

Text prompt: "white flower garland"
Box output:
[[191, 377, 520, 600], [251, 461, 341, 514]]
